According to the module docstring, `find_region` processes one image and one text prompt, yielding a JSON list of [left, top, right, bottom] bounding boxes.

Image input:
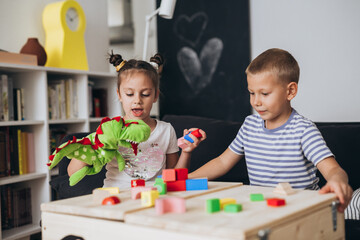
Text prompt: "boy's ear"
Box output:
[[287, 82, 298, 101]]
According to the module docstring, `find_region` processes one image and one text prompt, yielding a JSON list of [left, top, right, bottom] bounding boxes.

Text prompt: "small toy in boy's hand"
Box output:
[[178, 129, 203, 149], [47, 116, 151, 186]]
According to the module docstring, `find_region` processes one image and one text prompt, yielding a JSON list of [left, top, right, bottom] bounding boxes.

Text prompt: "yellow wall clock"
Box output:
[[43, 0, 88, 70]]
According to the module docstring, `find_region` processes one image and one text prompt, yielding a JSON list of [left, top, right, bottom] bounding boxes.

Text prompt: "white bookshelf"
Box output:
[[0, 62, 120, 240]]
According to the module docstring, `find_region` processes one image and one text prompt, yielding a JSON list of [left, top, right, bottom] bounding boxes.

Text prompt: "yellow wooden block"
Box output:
[[141, 190, 159, 207], [96, 187, 120, 195], [220, 198, 236, 209]]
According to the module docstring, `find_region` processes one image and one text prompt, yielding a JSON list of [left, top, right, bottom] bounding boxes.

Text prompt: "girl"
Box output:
[[67, 52, 206, 189]]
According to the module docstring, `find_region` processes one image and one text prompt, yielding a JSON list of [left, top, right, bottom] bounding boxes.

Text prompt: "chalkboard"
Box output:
[[157, 0, 251, 122]]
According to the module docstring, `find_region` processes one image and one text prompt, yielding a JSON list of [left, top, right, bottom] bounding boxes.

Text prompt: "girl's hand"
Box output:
[[181, 128, 206, 153]]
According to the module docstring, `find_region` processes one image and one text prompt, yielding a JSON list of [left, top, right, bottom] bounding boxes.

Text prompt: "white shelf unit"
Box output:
[[0, 62, 119, 240]]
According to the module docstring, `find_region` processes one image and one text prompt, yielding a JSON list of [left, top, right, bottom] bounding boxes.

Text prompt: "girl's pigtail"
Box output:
[[150, 53, 164, 74], [109, 50, 127, 72]]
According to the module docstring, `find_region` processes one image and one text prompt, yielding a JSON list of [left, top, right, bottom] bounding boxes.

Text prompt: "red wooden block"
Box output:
[[191, 129, 202, 138], [131, 179, 145, 188], [166, 180, 186, 191], [162, 169, 176, 182], [267, 198, 286, 207], [175, 168, 188, 180]]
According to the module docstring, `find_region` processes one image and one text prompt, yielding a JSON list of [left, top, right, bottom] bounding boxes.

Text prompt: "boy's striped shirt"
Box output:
[[345, 188, 360, 220], [229, 109, 333, 189]]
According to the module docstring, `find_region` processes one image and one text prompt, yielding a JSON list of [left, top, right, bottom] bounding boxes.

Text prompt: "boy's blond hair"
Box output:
[[246, 48, 300, 84]]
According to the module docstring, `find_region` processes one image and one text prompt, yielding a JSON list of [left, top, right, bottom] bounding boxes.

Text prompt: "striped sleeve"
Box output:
[[301, 123, 333, 165], [345, 188, 360, 220], [229, 125, 245, 155]]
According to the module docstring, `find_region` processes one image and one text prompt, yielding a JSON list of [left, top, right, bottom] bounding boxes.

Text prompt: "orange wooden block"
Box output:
[[162, 169, 176, 182]]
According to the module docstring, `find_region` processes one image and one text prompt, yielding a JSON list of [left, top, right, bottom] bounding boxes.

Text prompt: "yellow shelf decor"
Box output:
[[43, 0, 88, 70]]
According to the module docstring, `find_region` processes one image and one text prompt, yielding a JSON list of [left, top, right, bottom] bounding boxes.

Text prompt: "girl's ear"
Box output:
[[153, 89, 160, 103], [287, 82, 298, 101], [117, 89, 122, 102]]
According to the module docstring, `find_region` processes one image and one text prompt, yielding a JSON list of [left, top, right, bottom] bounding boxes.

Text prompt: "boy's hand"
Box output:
[[181, 128, 207, 153], [319, 180, 353, 213]]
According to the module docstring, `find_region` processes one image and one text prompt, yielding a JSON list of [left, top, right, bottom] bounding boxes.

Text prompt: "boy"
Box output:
[[189, 48, 353, 212]]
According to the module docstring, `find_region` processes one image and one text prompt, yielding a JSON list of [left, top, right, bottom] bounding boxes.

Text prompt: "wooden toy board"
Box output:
[[125, 185, 344, 239], [41, 182, 344, 240], [40, 181, 242, 221]]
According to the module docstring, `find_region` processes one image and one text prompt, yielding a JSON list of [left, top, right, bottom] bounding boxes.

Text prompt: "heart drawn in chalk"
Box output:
[[177, 38, 223, 95], [120, 146, 164, 180], [173, 12, 208, 47]]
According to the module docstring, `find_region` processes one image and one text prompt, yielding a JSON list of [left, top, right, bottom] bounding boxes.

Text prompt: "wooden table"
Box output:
[[41, 182, 344, 240]]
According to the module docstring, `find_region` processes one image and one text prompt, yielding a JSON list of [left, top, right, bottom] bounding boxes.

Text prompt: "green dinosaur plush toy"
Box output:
[[47, 116, 151, 186]]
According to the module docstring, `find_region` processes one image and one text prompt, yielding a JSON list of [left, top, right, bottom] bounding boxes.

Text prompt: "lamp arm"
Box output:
[[143, 8, 160, 60]]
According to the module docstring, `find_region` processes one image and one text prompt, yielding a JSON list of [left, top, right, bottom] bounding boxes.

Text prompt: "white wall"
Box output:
[[250, 0, 360, 122], [0, 0, 109, 72]]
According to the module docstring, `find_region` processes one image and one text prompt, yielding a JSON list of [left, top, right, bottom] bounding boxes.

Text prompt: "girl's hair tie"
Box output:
[[116, 60, 127, 72], [149, 61, 159, 70]]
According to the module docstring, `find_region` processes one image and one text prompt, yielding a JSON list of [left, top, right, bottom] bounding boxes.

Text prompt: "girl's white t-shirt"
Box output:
[[103, 119, 179, 189]]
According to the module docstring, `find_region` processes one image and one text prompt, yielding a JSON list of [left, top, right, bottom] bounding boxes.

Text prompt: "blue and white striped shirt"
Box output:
[[345, 188, 360, 220], [229, 109, 333, 189]]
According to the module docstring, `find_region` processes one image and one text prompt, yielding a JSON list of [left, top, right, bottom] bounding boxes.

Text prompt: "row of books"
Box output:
[[48, 79, 78, 120], [88, 81, 108, 117], [0, 74, 25, 121], [49, 128, 67, 155], [0, 127, 35, 177], [1, 185, 32, 230]]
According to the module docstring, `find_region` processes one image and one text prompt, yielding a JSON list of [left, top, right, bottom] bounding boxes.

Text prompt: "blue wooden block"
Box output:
[[186, 178, 208, 191]]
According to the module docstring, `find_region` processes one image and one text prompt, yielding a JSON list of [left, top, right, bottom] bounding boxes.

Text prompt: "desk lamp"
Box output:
[[142, 0, 176, 60]]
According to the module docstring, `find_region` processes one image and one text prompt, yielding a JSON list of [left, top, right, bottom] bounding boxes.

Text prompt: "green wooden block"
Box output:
[[206, 198, 220, 213], [250, 193, 264, 201], [155, 177, 164, 184], [224, 203, 242, 213], [154, 182, 167, 195]]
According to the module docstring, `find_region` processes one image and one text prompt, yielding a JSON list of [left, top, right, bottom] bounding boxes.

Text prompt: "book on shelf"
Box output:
[[12, 187, 32, 227], [0, 127, 35, 177], [58, 80, 66, 119], [20, 88, 25, 120], [92, 88, 108, 117], [1, 185, 32, 230], [0, 75, 2, 120], [26, 132, 35, 173], [1, 186, 13, 230], [0, 127, 11, 177], [48, 84, 58, 120], [49, 128, 67, 154], [48, 79, 78, 120], [9, 127, 19, 175], [17, 129, 24, 175], [0, 131, 7, 177], [88, 80, 94, 117], [13, 88, 24, 121], [21, 131, 28, 174], [1, 74, 9, 121], [8, 76, 14, 121]]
